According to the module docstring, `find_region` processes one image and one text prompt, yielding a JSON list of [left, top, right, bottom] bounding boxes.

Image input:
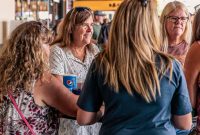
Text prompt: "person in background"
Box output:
[[91, 10, 106, 44], [49, 7, 101, 135], [103, 18, 110, 24], [76, 0, 192, 135], [184, 9, 200, 133], [160, 1, 192, 66], [97, 21, 111, 51], [0, 21, 78, 135], [52, 19, 63, 37], [190, 13, 196, 24]]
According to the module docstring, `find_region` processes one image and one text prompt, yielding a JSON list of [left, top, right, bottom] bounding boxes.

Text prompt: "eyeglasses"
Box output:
[[166, 16, 189, 23]]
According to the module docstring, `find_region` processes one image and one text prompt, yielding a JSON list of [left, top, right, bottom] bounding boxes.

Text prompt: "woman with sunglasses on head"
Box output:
[[185, 9, 200, 134], [76, 0, 192, 135], [49, 7, 101, 135], [160, 1, 192, 66], [0, 21, 78, 135]]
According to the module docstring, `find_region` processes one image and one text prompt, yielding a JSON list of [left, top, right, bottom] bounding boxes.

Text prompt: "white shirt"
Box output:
[[49, 43, 101, 135]]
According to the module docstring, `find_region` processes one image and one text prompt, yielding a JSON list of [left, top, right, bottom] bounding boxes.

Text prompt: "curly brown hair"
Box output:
[[0, 21, 52, 96]]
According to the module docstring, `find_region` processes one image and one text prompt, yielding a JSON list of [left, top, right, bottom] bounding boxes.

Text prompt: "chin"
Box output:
[[85, 42, 90, 45], [173, 31, 183, 37], [84, 40, 91, 45], [176, 33, 184, 38]]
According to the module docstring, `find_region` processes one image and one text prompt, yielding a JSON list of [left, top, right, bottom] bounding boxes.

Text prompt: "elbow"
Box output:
[[173, 113, 192, 130], [175, 122, 192, 130], [76, 115, 86, 125], [76, 117, 93, 126], [182, 120, 192, 130], [77, 108, 96, 125], [77, 120, 88, 126]]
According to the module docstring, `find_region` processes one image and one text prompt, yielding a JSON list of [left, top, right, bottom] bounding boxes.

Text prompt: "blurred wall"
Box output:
[[0, 0, 15, 46], [158, 0, 200, 14]]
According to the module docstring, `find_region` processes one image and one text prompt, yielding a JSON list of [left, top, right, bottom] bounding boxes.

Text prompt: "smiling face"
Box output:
[[165, 8, 188, 41], [72, 15, 93, 47]]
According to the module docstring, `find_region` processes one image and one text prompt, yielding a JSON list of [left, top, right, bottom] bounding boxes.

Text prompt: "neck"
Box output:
[[94, 21, 101, 25], [168, 37, 182, 46], [71, 45, 86, 61]]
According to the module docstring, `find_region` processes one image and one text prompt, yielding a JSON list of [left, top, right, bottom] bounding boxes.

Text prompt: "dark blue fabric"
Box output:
[[176, 128, 190, 135], [77, 58, 192, 135], [97, 22, 111, 45]]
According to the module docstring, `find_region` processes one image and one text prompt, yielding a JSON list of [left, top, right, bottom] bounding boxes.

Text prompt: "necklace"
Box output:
[[71, 47, 86, 61]]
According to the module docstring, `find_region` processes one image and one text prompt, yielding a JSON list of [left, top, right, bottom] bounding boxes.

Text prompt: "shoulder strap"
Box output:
[[8, 90, 36, 135]]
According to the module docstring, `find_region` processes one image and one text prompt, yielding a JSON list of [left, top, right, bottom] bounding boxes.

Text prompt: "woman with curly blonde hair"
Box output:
[[0, 21, 78, 135]]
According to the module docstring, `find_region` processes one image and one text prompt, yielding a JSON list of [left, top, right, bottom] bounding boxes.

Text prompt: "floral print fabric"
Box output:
[[0, 88, 59, 135]]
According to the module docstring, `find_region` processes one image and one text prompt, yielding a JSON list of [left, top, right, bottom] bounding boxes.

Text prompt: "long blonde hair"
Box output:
[[160, 1, 192, 52], [98, 0, 173, 103], [0, 21, 52, 95]]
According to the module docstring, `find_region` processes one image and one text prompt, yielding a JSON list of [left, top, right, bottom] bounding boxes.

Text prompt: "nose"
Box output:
[[86, 25, 93, 32], [175, 18, 182, 24]]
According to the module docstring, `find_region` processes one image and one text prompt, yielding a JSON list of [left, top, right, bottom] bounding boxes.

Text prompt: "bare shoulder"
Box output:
[[185, 42, 200, 70], [34, 73, 62, 101], [39, 73, 64, 91], [187, 42, 200, 57], [186, 42, 200, 62], [34, 73, 69, 104], [34, 72, 78, 115]]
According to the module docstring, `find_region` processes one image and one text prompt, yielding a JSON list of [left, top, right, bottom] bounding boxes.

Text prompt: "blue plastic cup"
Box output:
[[63, 74, 77, 91]]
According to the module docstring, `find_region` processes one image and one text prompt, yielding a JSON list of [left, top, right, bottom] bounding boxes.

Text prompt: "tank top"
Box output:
[[0, 88, 59, 135]]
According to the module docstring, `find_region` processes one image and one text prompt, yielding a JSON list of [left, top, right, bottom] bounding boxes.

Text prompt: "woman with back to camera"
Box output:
[[184, 9, 200, 133], [160, 1, 191, 66], [76, 0, 192, 135], [49, 7, 101, 135], [0, 21, 78, 135]]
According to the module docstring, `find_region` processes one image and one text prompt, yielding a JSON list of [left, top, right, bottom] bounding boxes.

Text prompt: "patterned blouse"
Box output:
[[49, 43, 101, 135], [0, 88, 59, 135], [168, 40, 189, 66]]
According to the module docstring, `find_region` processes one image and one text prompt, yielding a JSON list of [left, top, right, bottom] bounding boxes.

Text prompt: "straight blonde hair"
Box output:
[[97, 0, 173, 103], [160, 1, 192, 52]]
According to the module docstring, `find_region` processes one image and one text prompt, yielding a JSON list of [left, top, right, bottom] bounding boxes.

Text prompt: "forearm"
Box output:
[[77, 106, 104, 125], [64, 94, 79, 117]]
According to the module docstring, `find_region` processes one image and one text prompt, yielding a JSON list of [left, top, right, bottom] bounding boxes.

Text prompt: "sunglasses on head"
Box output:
[[70, 7, 91, 18], [73, 7, 91, 12], [69, 7, 92, 26]]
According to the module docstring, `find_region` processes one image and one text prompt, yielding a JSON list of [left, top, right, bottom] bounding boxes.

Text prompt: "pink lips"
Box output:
[[174, 26, 182, 29], [84, 33, 92, 37]]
